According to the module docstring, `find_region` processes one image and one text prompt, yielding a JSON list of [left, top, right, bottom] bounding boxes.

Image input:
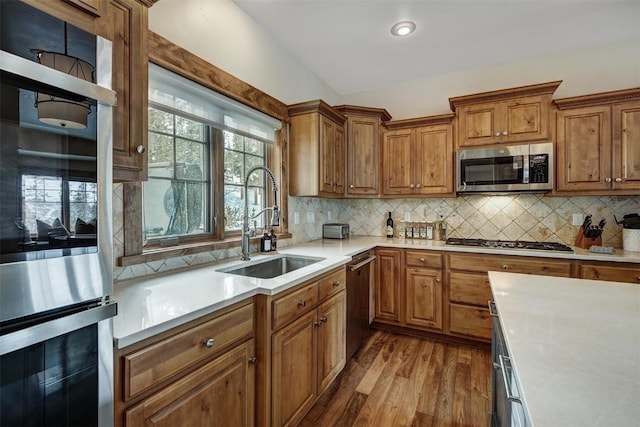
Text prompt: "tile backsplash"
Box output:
[[113, 184, 639, 282]]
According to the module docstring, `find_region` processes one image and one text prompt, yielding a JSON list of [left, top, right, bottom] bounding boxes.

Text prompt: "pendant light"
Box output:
[[33, 23, 95, 129]]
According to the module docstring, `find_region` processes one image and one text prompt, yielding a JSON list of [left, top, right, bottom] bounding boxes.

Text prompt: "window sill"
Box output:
[[117, 232, 292, 267]]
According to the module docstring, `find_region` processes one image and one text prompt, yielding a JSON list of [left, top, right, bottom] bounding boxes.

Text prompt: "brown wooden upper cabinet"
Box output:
[[449, 81, 561, 147], [554, 88, 640, 195], [288, 101, 347, 197], [103, 0, 149, 181], [333, 105, 392, 197], [382, 115, 455, 196]]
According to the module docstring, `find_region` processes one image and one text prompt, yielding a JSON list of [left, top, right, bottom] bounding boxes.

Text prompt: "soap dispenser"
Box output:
[[260, 230, 272, 253]]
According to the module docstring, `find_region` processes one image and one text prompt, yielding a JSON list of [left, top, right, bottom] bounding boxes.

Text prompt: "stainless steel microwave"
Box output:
[[456, 142, 554, 193]]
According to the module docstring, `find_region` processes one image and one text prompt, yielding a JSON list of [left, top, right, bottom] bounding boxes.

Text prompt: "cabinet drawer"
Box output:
[[406, 251, 442, 268], [449, 272, 492, 306], [580, 263, 640, 284], [449, 253, 571, 277], [318, 268, 346, 301], [448, 303, 491, 340], [272, 282, 319, 330], [123, 302, 254, 401]]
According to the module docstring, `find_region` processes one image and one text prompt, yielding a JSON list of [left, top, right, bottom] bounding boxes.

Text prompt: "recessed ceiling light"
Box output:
[[390, 21, 416, 37]]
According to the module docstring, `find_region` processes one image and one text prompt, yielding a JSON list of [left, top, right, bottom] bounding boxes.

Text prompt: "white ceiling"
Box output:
[[232, 0, 640, 95]]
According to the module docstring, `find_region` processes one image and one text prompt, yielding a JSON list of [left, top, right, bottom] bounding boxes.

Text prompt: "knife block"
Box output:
[[575, 226, 602, 249]]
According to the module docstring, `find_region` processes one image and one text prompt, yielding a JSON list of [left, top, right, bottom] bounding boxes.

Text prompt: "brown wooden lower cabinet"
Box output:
[[124, 340, 255, 426], [271, 291, 346, 427], [579, 261, 640, 284], [114, 299, 256, 427], [405, 267, 443, 330]]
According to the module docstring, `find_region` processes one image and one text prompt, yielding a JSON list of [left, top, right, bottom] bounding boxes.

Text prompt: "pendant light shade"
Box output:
[[34, 51, 94, 129]]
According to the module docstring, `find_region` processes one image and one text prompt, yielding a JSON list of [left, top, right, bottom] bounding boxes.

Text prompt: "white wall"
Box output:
[[149, 0, 341, 106], [150, 1, 639, 119]]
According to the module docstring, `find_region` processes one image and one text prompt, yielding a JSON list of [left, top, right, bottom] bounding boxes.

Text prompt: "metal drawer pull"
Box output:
[[499, 355, 522, 403], [320, 316, 328, 323], [248, 356, 257, 364], [298, 300, 306, 307], [203, 338, 215, 348], [502, 264, 509, 269], [419, 257, 425, 263], [332, 281, 341, 287], [488, 300, 498, 317]]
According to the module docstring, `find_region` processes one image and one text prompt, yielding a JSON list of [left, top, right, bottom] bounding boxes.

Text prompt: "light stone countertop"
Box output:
[[113, 236, 640, 349], [489, 271, 640, 427]]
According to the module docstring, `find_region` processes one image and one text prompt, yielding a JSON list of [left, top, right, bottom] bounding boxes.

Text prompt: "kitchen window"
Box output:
[[143, 64, 280, 245]]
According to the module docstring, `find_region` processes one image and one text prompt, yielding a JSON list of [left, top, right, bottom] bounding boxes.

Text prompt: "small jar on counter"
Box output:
[[418, 221, 427, 239], [426, 222, 434, 240], [398, 221, 406, 238], [406, 222, 414, 239]]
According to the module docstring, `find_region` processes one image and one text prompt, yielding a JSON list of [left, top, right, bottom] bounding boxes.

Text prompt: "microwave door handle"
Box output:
[[523, 157, 529, 184]]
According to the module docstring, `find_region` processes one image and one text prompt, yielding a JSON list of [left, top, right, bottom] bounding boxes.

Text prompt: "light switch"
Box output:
[[328, 211, 332, 221], [294, 212, 300, 225], [572, 213, 583, 226]]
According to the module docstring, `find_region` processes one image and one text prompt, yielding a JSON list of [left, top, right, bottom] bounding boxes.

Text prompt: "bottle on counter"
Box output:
[[270, 228, 277, 250], [260, 231, 272, 252], [386, 212, 394, 238], [440, 215, 448, 240]]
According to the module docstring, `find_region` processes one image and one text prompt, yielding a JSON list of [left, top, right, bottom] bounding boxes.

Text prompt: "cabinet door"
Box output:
[[319, 115, 336, 194], [124, 340, 255, 427], [334, 124, 346, 194], [347, 116, 380, 195], [272, 311, 317, 427], [317, 292, 346, 393], [414, 124, 454, 195], [108, 0, 148, 181], [457, 102, 500, 147], [556, 105, 612, 192], [612, 101, 640, 191], [405, 267, 442, 330], [500, 95, 549, 143], [374, 249, 402, 322], [382, 129, 414, 195]]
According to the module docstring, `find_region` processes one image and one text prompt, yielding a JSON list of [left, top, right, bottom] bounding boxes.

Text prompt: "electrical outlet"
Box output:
[[572, 213, 583, 226], [404, 212, 411, 221], [328, 211, 332, 221], [294, 212, 300, 225], [307, 212, 315, 223]]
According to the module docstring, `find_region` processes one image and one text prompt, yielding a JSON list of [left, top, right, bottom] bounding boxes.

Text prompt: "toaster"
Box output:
[[323, 223, 350, 239]]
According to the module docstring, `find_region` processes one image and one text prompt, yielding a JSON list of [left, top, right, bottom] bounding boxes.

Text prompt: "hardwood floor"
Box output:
[[299, 330, 492, 427]]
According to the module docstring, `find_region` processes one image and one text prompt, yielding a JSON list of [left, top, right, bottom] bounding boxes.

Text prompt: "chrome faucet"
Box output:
[[241, 166, 279, 260]]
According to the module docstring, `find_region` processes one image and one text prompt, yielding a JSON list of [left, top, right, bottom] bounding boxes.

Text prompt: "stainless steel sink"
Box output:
[[218, 255, 325, 279]]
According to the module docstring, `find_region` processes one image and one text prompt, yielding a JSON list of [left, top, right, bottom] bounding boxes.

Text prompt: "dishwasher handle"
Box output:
[[348, 255, 376, 271]]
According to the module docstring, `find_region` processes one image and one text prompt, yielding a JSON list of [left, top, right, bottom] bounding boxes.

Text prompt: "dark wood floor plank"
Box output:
[[432, 346, 459, 425], [452, 348, 472, 427], [393, 340, 434, 426], [415, 342, 446, 416], [298, 331, 388, 427], [352, 336, 412, 426], [299, 331, 492, 427]]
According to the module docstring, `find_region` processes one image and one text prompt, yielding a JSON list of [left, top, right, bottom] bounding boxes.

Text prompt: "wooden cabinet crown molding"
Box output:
[[553, 87, 640, 110], [332, 104, 392, 121], [288, 100, 346, 124], [448, 80, 562, 110], [385, 113, 455, 130], [148, 31, 288, 121]]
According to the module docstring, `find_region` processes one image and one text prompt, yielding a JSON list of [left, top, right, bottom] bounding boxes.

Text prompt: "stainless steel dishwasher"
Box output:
[[346, 251, 376, 360]]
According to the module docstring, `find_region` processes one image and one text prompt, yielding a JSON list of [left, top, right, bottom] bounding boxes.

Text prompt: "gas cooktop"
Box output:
[[445, 238, 574, 252]]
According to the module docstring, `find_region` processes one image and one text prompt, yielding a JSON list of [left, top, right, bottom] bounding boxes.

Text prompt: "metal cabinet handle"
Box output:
[[248, 356, 257, 364], [419, 257, 425, 263], [502, 131, 508, 136], [320, 316, 328, 323], [409, 184, 415, 188], [605, 177, 612, 183], [499, 355, 522, 403], [136, 144, 146, 154], [416, 184, 422, 188], [332, 281, 341, 287], [435, 277, 441, 283], [203, 338, 215, 348], [615, 177, 622, 182], [488, 300, 498, 317], [349, 184, 354, 188], [495, 132, 501, 137], [314, 321, 322, 327], [298, 300, 306, 307], [502, 264, 509, 269]]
